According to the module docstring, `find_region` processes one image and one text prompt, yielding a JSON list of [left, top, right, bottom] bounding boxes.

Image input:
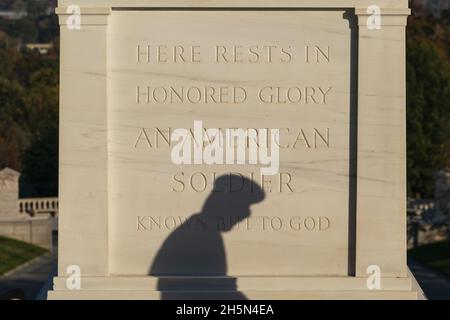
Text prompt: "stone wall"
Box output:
[[0, 168, 20, 219], [0, 217, 53, 251], [407, 169, 450, 249]]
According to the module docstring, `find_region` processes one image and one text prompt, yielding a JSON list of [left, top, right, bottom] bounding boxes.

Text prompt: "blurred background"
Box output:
[[0, 0, 448, 299]]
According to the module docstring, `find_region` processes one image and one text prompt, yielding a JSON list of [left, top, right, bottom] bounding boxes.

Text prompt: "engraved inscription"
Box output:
[[136, 44, 331, 64], [171, 172, 294, 193], [137, 215, 331, 232], [134, 127, 330, 150], [135, 85, 332, 105]]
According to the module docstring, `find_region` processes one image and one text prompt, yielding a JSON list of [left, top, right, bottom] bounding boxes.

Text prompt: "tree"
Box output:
[[406, 17, 450, 198], [0, 79, 29, 170]]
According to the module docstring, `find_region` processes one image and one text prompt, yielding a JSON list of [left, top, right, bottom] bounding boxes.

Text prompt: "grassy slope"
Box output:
[[0, 235, 48, 275], [408, 241, 450, 277]]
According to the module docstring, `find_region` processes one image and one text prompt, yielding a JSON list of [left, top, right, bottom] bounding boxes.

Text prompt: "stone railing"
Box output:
[[18, 197, 59, 217]]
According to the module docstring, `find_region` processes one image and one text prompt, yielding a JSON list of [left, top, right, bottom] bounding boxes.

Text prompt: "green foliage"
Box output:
[[0, 0, 58, 43], [21, 68, 59, 196], [0, 235, 48, 275], [0, 5, 59, 196], [0, 48, 18, 78], [0, 79, 29, 170], [0, 0, 25, 11], [36, 14, 58, 43], [406, 13, 450, 197], [1, 19, 37, 43], [408, 241, 450, 276], [0, 0, 56, 12]]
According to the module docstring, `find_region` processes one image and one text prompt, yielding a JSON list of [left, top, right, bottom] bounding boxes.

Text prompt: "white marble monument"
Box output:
[[48, 0, 423, 299]]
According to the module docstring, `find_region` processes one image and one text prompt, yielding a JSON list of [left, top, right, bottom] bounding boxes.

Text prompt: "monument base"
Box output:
[[48, 270, 425, 300]]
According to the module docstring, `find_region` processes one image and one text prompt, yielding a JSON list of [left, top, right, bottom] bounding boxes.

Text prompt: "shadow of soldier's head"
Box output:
[[200, 174, 265, 232]]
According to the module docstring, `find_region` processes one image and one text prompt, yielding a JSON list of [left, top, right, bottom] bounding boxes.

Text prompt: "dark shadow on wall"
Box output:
[[148, 174, 265, 300], [343, 8, 359, 277]]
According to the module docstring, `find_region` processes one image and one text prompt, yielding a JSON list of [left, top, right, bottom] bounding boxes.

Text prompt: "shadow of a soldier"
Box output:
[[149, 174, 265, 300]]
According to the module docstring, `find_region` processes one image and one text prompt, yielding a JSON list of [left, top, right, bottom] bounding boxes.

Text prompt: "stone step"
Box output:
[[48, 289, 420, 300], [53, 275, 413, 291]]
